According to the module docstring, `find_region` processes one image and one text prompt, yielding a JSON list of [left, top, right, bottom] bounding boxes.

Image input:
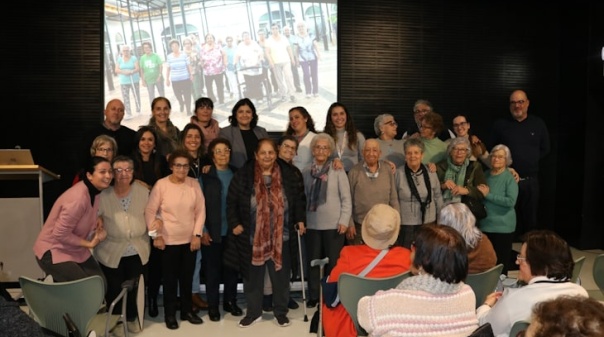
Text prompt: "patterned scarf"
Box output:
[[443, 157, 469, 203], [252, 161, 285, 270], [307, 160, 331, 211], [404, 164, 432, 224]]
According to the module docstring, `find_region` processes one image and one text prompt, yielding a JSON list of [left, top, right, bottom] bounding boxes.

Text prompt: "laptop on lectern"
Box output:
[[0, 149, 35, 165]]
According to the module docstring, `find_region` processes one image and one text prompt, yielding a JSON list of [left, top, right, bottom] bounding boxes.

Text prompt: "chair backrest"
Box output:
[[571, 256, 586, 284], [468, 323, 494, 337], [509, 320, 530, 337], [593, 253, 604, 293], [465, 264, 504, 309], [19, 275, 105, 336], [338, 271, 410, 336]]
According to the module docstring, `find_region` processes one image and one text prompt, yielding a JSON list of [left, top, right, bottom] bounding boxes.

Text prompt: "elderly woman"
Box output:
[[374, 113, 405, 169], [323, 102, 365, 172], [165, 39, 193, 114], [478, 144, 519, 275], [478, 230, 588, 336], [358, 224, 479, 337], [200, 33, 227, 105], [436, 136, 489, 219], [145, 148, 205, 329], [200, 138, 242, 321], [394, 137, 443, 249], [438, 203, 497, 274], [420, 111, 448, 165], [301, 133, 352, 308], [73, 134, 117, 185], [224, 138, 306, 328], [219, 98, 269, 168], [525, 296, 604, 337], [94, 155, 149, 333], [34, 156, 111, 284]]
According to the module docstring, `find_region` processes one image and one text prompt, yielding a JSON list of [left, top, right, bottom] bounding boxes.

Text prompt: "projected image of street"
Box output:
[[104, 1, 338, 132]]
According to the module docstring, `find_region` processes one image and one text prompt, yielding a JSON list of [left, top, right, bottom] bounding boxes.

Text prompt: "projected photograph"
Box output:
[[104, 0, 338, 132]]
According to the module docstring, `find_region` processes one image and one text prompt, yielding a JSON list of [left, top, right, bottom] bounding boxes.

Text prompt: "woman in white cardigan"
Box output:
[[94, 155, 150, 333]]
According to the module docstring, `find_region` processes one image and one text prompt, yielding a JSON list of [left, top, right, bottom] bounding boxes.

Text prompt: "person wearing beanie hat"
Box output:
[[322, 204, 411, 337], [358, 224, 479, 337]]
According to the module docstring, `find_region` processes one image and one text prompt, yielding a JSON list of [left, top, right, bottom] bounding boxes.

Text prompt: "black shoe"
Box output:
[[262, 294, 273, 312], [275, 314, 291, 327], [149, 296, 159, 318], [224, 301, 243, 316], [306, 299, 318, 308], [208, 306, 221, 322], [238, 315, 262, 328], [288, 297, 299, 309], [180, 312, 203, 325], [165, 315, 179, 330]]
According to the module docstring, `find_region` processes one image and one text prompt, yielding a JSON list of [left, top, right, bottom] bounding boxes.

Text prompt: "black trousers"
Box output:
[[305, 229, 344, 301], [516, 177, 540, 237], [100, 255, 145, 321], [161, 243, 195, 317], [201, 236, 239, 307]]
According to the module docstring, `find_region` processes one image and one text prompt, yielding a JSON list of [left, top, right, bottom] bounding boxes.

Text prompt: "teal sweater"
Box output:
[[479, 170, 518, 233]]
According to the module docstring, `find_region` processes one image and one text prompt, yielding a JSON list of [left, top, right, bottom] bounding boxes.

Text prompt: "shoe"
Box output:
[[305, 94, 311, 98], [208, 306, 221, 321], [288, 297, 299, 309], [180, 312, 203, 325], [238, 315, 262, 328], [224, 301, 243, 316], [192, 293, 209, 310], [110, 322, 125, 337], [262, 294, 273, 312], [148, 296, 158, 317], [306, 299, 318, 308], [165, 315, 179, 330], [296, 88, 303, 93], [313, 93, 319, 97], [127, 320, 142, 333], [290, 95, 296, 102], [275, 314, 291, 327]]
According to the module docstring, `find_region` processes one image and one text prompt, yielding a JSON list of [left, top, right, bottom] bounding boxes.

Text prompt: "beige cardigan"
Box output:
[[94, 183, 150, 268]]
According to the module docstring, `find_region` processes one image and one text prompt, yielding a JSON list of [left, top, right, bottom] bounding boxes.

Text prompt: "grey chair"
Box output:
[[509, 320, 530, 337], [465, 264, 504, 308], [592, 253, 604, 295], [571, 255, 586, 284]]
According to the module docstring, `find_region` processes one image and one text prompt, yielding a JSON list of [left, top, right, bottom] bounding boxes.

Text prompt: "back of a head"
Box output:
[[413, 224, 468, 284], [523, 230, 574, 280], [361, 204, 400, 250], [438, 203, 481, 249], [529, 295, 604, 337]]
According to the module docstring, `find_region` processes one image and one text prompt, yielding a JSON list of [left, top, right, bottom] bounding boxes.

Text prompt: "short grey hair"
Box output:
[[438, 203, 481, 249], [489, 144, 513, 167], [403, 137, 424, 153], [446, 137, 472, 159], [310, 132, 336, 153], [374, 114, 394, 136], [413, 99, 433, 112]]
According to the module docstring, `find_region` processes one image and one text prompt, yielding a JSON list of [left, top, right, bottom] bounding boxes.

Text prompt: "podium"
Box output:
[[0, 164, 60, 282]]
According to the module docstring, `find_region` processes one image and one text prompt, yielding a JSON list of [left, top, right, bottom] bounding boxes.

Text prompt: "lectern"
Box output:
[[0, 150, 60, 283]]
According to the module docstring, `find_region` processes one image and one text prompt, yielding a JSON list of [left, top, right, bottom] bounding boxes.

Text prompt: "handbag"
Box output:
[[462, 195, 487, 220]]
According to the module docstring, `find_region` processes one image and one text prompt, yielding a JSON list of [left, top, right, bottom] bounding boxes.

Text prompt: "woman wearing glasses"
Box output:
[[145, 148, 206, 329], [94, 155, 149, 333], [374, 113, 405, 169]]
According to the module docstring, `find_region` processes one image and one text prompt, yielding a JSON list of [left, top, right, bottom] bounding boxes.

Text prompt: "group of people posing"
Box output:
[[32, 88, 583, 337]]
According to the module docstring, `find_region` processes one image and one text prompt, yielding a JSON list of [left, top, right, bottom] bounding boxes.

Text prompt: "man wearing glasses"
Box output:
[[488, 90, 550, 238]]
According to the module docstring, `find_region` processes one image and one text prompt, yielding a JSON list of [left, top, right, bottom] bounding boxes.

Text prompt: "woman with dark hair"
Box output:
[[200, 137, 242, 321], [477, 230, 588, 336], [165, 39, 193, 114], [224, 138, 306, 328], [358, 224, 479, 337], [219, 98, 269, 168], [94, 155, 149, 333], [190, 97, 220, 148], [145, 148, 206, 329], [285, 106, 317, 170], [525, 296, 604, 337], [147, 96, 180, 158], [323, 102, 365, 172], [33, 156, 112, 285]]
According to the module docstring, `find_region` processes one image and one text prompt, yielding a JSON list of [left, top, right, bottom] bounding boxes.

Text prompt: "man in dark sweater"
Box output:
[[488, 90, 550, 237]]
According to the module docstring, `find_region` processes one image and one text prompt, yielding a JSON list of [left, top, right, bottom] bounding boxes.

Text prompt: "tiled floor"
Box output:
[[11, 243, 604, 337]]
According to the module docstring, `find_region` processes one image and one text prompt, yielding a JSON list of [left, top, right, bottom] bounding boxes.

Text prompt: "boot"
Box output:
[[148, 295, 158, 318]]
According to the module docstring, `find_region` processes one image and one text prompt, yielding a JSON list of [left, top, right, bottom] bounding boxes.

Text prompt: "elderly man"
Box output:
[[401, 99, 454, 141], [346, 138, 399, 245]]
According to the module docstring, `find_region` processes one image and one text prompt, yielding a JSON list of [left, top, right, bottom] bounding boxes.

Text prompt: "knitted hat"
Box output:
[[361, 204, 401, 250]]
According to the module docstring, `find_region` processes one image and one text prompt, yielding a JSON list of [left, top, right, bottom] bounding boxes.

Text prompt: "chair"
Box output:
[[338, 271, 410, 336], [468, 323, 494, 337], [509, 320, 530, 337], [571, 255, 586, 284], [19, 275, 135, 337], [592, 253, 604, 295], [465, 264, 504, 309]]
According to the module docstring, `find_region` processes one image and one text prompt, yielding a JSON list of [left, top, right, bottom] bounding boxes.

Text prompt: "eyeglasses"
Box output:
[[384, 120, 398, 127], [509, 100, 526, 106], [97, 147, 114, 153], [281, 144, 297, 151], [414, 109, 430, 114], [491, 154, 506, 160], [453, 122, 468, 128], [173, 163, 190, 170], [452, 148, 468, 153], [419, 124, 432, 129], [113, 168, 133, 174], [213, 148, 231, 155], [314, 145, 331, 152], [516, 254, 527, 262]]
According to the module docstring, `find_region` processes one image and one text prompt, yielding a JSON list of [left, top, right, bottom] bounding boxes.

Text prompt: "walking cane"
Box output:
[[296, 224, 308, 322], [310, 257, 329, 337]]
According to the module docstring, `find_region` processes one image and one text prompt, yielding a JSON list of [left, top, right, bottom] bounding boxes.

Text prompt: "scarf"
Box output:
[[252, 161, 285, 270], [443, 157, 469, 203], [307, 160, 331, 211], [404, 164, 432, 224]]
